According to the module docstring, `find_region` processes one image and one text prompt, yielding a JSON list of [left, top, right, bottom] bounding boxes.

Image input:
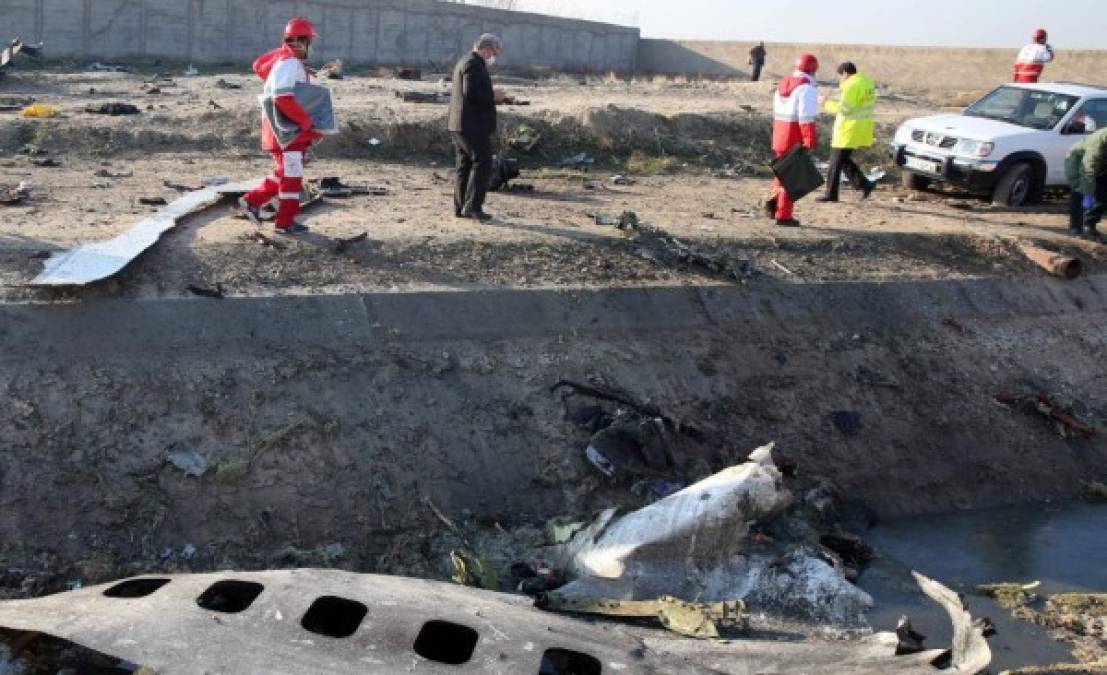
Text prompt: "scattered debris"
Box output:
[[942, 316, 968, 335], [242, 231, 288, 251], [631, 479, 685, 500], [204, 176, 230, 186], [214, 78, 241, 90], [585, 443, 616, 478], [1019, 243, 1082, 279], [334, 232, 368, 254], [138, 196, 168, 206], [502, 96, 530, 106], [397, 91, 449, 104], [31, 180, 256, 286], [166, 448, 209, 477], [89, 62, 133, 74], [94, 169, 133, 179], [945, 199, 977, 211], [367, 137, 382, 146], [770, 259, 796, 275], [976, 581, 1041, 609], [831, 410, 863, 436], [1, 39, 44, 74], [20, 103, 59, 118], [715, 162, 752, 179], [31, 157, 61, 167], [0, 183, 31, 206], [996, 392, 1096, 439], [610, 173, 635, 185], [186, 283, 226, 299], [537, 592, 746, 639], [394, 67, 422, 81], [895, 616, 928, 655], [317, 60, 344, 80], [184, 64, 199, 77], [488, 156, 520, 192], [84, 102, 140, 116], [450, 550, 497, 590], [605, 217, 757, 282], [163, 180, 200, 192], [507, 125, 542, 153], [0, 96, 35, 112], [560, 152, 595, 169], [1082, 481, 1107, 503]]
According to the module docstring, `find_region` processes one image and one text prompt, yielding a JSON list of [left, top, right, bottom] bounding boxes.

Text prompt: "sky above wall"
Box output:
[[502, 0, 1103, 49]]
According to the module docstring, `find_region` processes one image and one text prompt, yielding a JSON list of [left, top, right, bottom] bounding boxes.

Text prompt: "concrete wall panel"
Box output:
[[6, 0, 640, 71]]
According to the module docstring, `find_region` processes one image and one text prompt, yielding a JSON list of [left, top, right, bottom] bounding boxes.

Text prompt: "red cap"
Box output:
[[284, 17, 316, 41], [1033, 28, 1048, 42], [795, 54, 819, 75]]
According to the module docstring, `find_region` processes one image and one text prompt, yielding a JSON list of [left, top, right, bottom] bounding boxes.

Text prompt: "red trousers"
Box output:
[[771, 149, 795, 220], [243, 149, 305, 228]]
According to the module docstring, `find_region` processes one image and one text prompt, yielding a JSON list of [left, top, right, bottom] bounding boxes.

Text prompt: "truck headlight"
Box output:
[[954, 139, 995, 158]]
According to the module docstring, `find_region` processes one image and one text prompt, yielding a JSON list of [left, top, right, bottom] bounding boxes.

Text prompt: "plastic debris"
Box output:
[[166, 449, 209, 477], [585, 443, 616, 478], [20, 103, 60, 118]]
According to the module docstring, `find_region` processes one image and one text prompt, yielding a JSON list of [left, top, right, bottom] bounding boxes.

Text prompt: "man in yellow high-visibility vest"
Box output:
[[817, 62, 877, 202]]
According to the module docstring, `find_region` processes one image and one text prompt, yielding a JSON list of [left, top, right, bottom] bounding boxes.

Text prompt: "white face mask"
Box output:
[[486, 55, 497, 67]]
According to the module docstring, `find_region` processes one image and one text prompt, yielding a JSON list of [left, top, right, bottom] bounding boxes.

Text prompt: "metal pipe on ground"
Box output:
[[1019, 244, 1082, 279]]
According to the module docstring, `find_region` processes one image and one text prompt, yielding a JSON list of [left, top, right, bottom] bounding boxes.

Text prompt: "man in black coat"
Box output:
[[749, 42, 767, 82], [448, 33, 505, 222]]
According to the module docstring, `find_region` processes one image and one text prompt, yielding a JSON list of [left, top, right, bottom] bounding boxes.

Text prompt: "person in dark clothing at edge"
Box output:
[[749, 42, 767, 82], [448, 33, 506, 222]]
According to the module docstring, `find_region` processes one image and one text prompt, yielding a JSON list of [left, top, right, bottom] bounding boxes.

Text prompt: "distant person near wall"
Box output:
[[749, 42, 767, 82], [1014, 28, 1054, 83], [448, 34, 507, 222], [239, 17, 323, 235], [767, 54, 820, 227], [817, 62, 877, 203]]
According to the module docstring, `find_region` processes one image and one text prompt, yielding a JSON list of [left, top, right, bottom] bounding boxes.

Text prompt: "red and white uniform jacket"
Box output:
[[1013, 43, 1054, 83], [773, 71, 819, 153], [253, 45, 320, 151]]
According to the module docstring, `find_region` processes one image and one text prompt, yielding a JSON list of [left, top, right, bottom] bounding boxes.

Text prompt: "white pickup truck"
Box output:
[[891, 83, 1107, 206]]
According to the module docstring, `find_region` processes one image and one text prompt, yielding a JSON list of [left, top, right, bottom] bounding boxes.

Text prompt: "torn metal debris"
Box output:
[[996, 392, 1096, 439], [397, 90, 450, 104], [0, 39, 42, 75], [537, 592, 746, 639], [0, 569, 989, 674], [31, 180, 257, 287]]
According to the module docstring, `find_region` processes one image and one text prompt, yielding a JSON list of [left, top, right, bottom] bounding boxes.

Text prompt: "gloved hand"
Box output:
[[1084, 194, 1096, 211]]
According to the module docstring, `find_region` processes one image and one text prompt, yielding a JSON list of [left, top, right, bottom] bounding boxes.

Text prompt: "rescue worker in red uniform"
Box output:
[[240, 17, 322, 235], [768, 54, 820, 227], [1013, 29, 1054, 84]]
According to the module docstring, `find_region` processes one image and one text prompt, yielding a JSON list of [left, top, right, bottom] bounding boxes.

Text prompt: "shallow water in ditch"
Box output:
[[859, 500, 1107, 672]]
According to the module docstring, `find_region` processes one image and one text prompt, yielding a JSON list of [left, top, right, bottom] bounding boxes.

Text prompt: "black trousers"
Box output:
[[451, 131, 493, 215], [824, 148, 871, 200], [1069, 182, 1107, 233], [750, 64, 763, 82]]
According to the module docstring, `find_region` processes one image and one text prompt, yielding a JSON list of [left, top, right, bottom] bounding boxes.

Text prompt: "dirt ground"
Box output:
[[0, 67, 1102, 303], [2, 65, 1107, 670]]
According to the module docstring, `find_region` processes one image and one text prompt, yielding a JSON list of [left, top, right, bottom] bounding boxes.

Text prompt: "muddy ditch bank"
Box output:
[[0, 103, 889, 172], [1, 278, 1106, 596]]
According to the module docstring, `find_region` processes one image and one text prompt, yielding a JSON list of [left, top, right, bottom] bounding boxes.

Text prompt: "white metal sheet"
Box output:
[[30, 180, 258, 287]]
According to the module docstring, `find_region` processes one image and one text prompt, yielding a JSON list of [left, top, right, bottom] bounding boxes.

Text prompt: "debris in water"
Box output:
[[976, 580, 1041, 609], [166, 449, 209, 477]]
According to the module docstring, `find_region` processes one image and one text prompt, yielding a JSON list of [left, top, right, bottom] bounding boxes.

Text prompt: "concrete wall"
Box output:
[[639, 39, 1107, 91], [1, 0, 639, 72]]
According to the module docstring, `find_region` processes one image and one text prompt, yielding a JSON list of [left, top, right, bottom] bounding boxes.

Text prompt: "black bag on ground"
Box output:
[[770, 145, 825, 201], [488, 155, 520, 192]]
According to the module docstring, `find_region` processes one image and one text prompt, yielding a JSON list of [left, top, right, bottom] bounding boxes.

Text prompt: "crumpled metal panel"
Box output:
[[30, 181, 256, 287], [0, 569, 986, 674]]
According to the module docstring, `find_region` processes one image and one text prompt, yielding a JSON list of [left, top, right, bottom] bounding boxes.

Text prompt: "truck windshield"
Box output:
[[964, 86, 1079, 130]]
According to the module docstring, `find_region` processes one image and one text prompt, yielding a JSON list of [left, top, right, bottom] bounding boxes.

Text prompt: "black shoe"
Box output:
[[815, 195, 838, 203], [776, 218, 801, 228], [861, 181, 876, 200], [461, 209, 493, 222]]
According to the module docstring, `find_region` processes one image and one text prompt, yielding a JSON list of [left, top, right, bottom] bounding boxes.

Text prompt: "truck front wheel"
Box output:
[[901, 171, 931, 191]]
